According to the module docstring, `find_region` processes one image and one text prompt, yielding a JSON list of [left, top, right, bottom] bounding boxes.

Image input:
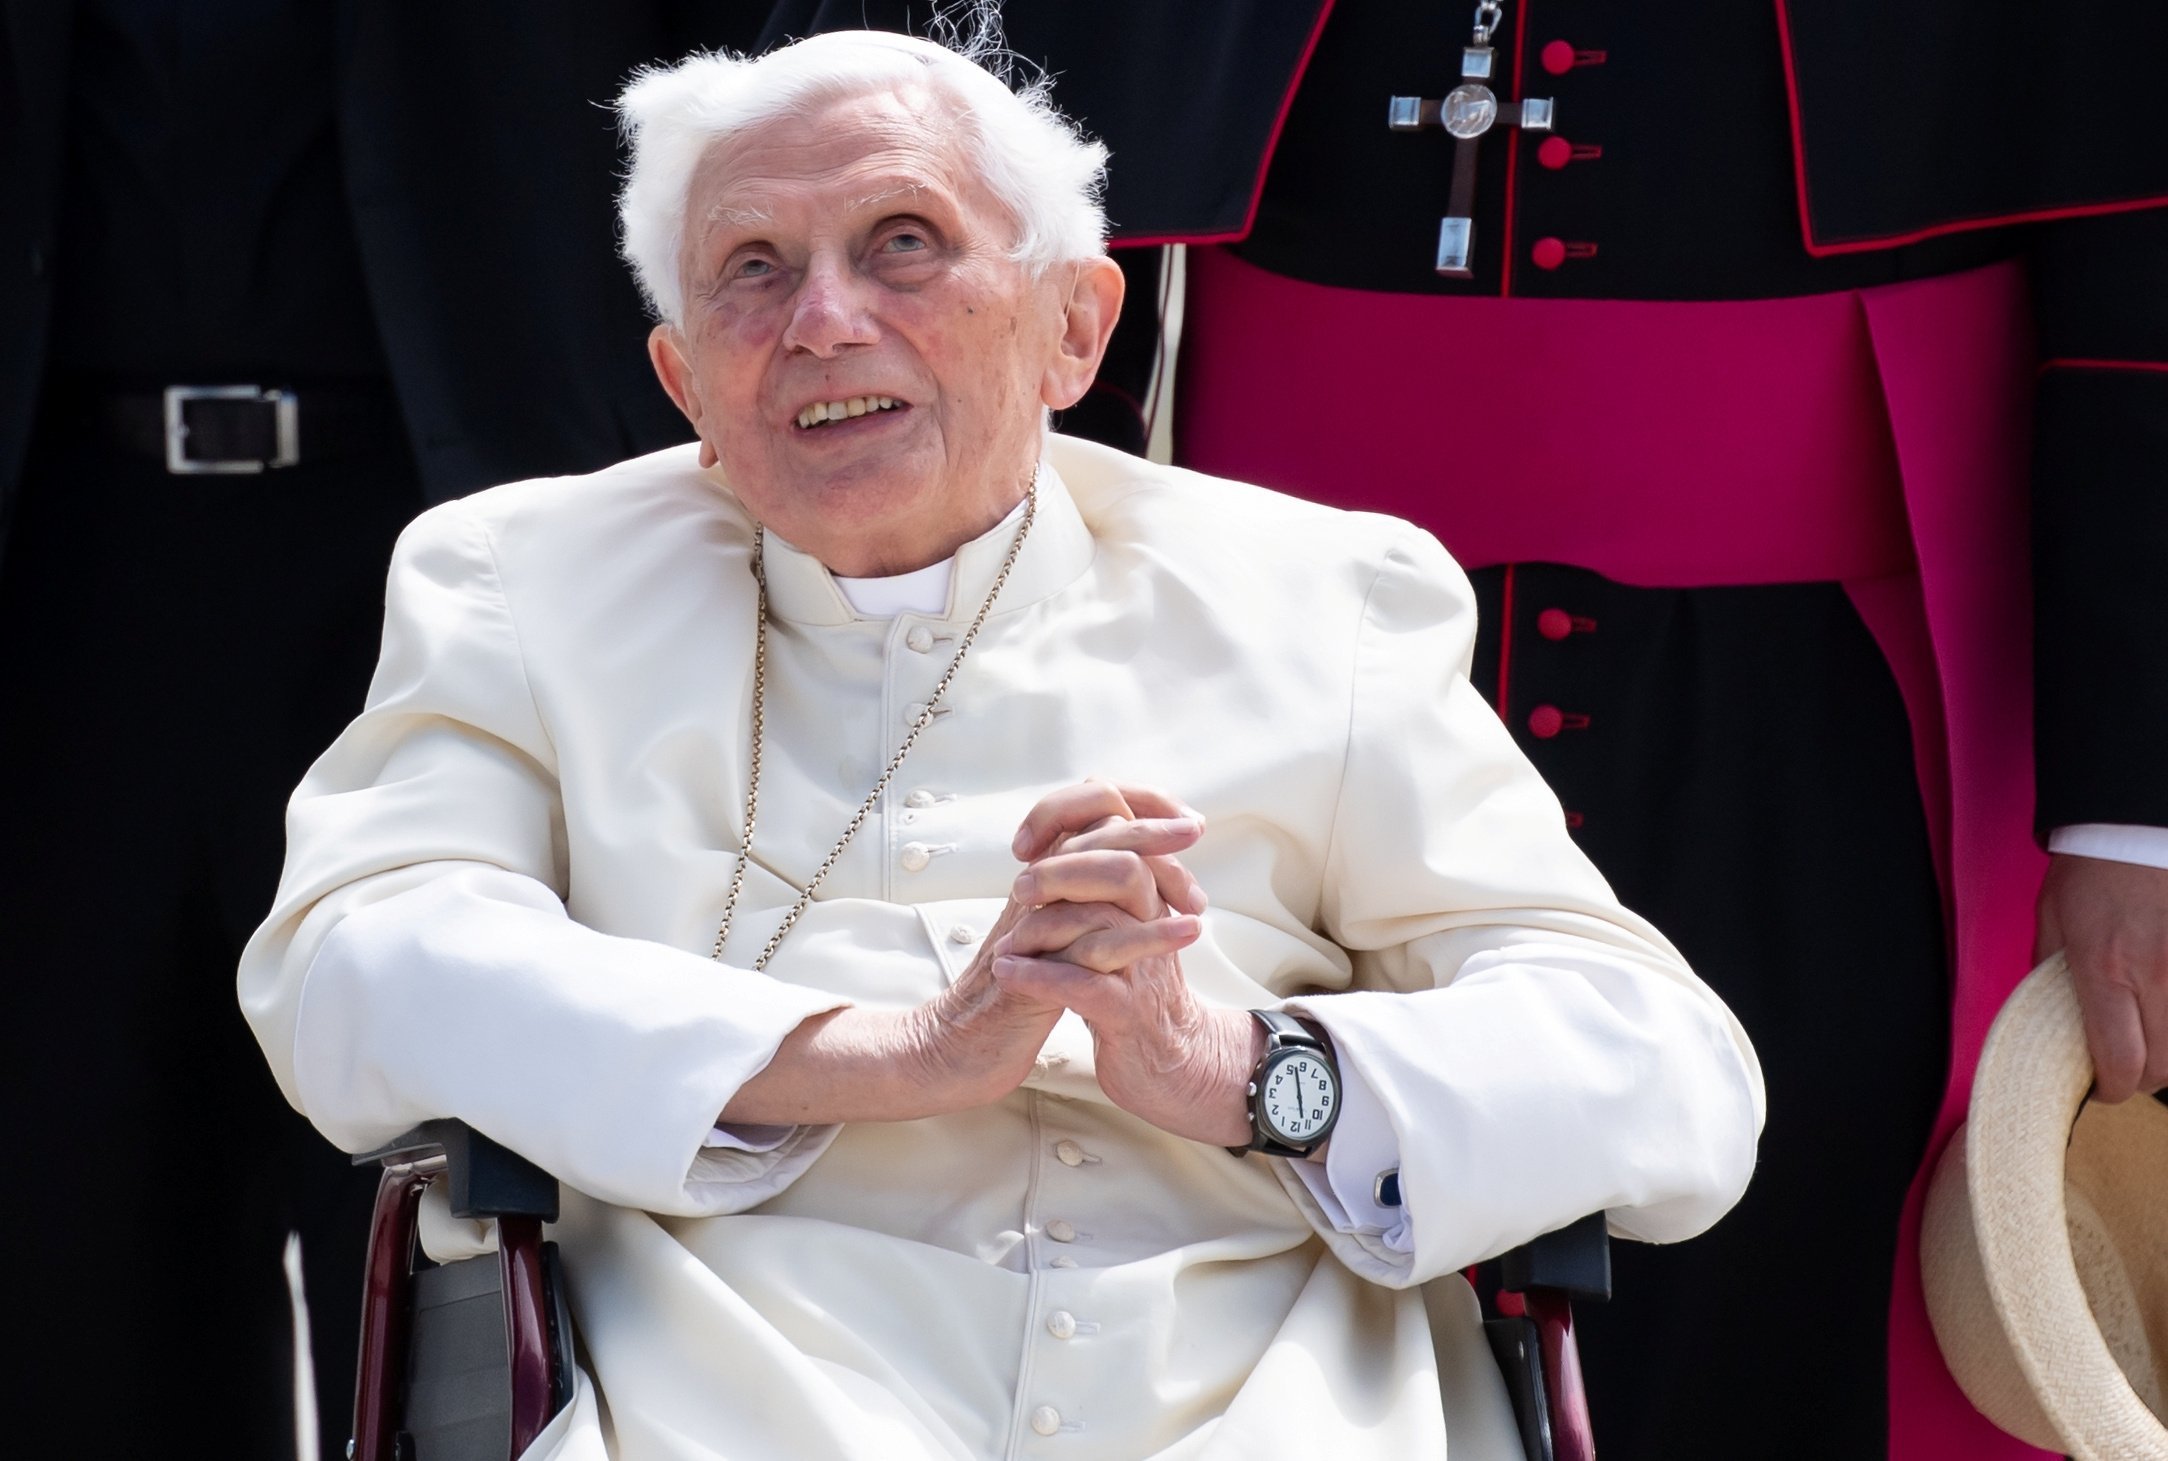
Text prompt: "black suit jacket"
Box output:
[[0, 1, 766, 551]]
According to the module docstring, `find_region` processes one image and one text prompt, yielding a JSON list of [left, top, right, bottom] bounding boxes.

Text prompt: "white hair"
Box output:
[[615, 19, 1110, 326]]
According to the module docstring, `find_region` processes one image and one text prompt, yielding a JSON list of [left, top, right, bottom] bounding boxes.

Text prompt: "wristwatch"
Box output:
[[1228, 1009, 1342, 1158]]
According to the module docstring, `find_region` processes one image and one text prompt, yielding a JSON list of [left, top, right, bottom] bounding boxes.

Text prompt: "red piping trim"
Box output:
[[1802, 192, 2168, 257], [1500, 0, 1534, 297], [1497, 564, 1517, 721], [1774, 0, 2168, 256], [1240, 0, 1339, 238], [1771, 0, 1822, 258], [1109, 4, 1337, 249], [2040, 357, 2168, 375], [1113, 228, 1248, 250]]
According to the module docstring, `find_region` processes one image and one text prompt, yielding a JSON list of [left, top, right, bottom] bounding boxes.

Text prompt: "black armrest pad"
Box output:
[[1498, 1212, 1611, 1301], [353, 1119, 560, 1222]]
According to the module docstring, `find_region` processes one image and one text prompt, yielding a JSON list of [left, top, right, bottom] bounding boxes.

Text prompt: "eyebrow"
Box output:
[[851, 180, 933, 212], [701, 202, 774, 233]]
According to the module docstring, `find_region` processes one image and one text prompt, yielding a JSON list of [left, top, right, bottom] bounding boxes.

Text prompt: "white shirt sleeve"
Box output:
[[239, 500, 848, 1217], [2047, 823, 2168, 870]]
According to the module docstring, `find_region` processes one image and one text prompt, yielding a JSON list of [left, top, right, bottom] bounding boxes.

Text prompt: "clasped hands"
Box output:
[[722, 781, 1264, 1148]]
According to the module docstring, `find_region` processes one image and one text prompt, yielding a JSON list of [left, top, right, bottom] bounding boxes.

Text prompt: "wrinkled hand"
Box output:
[[992, 782, 1262, 1147], [2034, 852, 2168, 1102], [916, 782, 1211, 1109]]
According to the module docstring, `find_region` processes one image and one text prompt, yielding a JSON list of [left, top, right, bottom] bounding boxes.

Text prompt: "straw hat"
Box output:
[[1920, 954, 2168, 1460]]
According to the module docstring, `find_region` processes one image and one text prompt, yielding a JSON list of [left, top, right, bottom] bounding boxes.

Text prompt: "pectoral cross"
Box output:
[[1388, 3, 1555, 278]]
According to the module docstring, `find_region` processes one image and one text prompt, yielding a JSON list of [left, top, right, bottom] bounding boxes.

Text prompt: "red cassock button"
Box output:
[[1531, 237, 1568, 271], [1541, 40, 1577, 76], [1538, 136, 1574, 171], [1528, 704, 1565, 739], [1537, 608, 1574, 640]]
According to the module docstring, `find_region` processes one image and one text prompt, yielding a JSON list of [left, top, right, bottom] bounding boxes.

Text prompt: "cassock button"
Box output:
[[1528, 704, 1566, 739], [1046, 1218, 1078, 1242], [1055, 1139, 1086, 1167], [1031, 1406, 1063, 1436], [1537, 608, 1574, 640], [1538, 136, 1574, 171], [950, 925, 978, 945], [1532, 237, 1568, 271], [900, 843, 933, 872], [1047, 1310, 1078, 1340], [905, 626, 935, 653], [1541, 39, 1577, 75], [904, 789, 938, 809]]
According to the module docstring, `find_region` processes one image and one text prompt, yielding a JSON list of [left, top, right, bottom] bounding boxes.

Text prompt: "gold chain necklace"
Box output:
[[711, 478, 1040, 971]]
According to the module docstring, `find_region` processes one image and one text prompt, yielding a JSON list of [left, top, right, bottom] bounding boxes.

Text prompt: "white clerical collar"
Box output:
[[831, 558, 954, 618], [826, 494, 1033, 617], [755, 460, 1092, 627]]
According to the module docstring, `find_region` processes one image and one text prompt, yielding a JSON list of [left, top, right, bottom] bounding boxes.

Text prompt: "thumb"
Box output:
[[2033, 881, 2063, 964]]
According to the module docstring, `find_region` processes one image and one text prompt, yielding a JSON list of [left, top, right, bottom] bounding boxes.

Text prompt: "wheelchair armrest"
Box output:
[[1489, 1214, 1609, 1461], [1498, 1211, 1610, 1301], [352, 1119, 560, 1222]]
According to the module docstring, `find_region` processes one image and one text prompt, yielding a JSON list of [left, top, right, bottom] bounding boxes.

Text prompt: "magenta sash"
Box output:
[[1179, 248, 2051, 1461]]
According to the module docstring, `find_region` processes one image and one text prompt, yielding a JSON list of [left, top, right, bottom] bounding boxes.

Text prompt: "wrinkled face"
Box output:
[[650, 84, 1108, 577]]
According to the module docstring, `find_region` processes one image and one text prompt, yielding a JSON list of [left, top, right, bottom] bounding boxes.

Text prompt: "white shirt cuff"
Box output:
[[702, 1123, 799, 1152], [1282, 1046, 1413, 1255], [2048, 823, 2168, 870]]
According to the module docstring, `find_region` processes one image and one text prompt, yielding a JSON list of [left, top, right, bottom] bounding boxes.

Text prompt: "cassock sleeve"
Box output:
[[237, 498, 850, 1217], [2029, 206, 2168, 833], [1278, 525, 1765, 1287]]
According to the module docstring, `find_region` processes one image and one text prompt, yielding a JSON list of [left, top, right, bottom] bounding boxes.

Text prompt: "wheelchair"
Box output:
[[349, 1121, 1610, 1461]]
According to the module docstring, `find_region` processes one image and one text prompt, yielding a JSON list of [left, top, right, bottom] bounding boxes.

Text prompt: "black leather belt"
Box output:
[[49, 381, 406, 474]]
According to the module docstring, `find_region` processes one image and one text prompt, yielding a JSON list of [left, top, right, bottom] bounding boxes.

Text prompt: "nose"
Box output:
[[782, 254, 877, 358]]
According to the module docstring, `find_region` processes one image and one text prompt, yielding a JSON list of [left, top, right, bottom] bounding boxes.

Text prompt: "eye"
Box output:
[[881, 230, 929, 254], [734, 257, 776, 279]]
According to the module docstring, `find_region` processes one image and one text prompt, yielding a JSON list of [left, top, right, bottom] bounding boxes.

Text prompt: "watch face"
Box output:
[[1259, 1046, 1338, 1145]]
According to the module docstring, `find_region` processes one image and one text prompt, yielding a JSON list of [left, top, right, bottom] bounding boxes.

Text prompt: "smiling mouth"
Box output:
[[794, 395, 906, 431]]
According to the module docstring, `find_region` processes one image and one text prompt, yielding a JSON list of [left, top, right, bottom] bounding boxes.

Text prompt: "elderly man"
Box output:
[[241, 29, 1762, 1458]]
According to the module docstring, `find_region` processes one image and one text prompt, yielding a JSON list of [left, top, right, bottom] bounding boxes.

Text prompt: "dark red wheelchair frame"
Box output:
[[351, 1122, 1608, 1461]]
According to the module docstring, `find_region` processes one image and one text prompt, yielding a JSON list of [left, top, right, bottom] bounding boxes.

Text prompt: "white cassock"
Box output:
[[240, 434, 1764, 1460]]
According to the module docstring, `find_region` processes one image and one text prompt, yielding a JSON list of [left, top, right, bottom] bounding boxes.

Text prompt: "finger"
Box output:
[[2068, 949, 2148, 1103], [1000, 913, 1202, 971], [1014, 848, 1163, 922], [2032, 895, 2062, 965], [1011, 782, 1206, 861], [1012, 780, 1138, 861], [997, 900, 1137, 958], [1054, 816, 1204, 857], [1054, 825, 1208, 913], [1103, 784, 1203, 826], [993, 922, 1198, 997], [2139, 975, 2168, 1095], [1046, 814, 1130, 854], [990, 952, 1111, 1006], [1053, 918, 1202, 974]]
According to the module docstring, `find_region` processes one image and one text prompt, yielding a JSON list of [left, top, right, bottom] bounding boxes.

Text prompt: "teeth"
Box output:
[[797, 395, 900, 429]]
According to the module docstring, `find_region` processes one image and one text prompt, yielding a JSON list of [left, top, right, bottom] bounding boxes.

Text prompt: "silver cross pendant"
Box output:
[[1388, 43, 1555, 277]]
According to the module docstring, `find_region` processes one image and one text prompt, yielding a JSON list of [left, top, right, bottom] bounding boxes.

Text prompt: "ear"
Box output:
[[1039, 256, 1126, 412], [649, 323, 720, 469]]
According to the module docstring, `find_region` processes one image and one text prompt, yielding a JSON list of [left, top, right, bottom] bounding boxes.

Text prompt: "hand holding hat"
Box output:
[[1922, 953, 2168, 1460]]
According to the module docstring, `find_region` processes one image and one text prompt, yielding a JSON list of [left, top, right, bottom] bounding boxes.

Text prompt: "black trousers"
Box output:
[[0, 409, 423, 1456], [1466, 565, 1950, 1461]]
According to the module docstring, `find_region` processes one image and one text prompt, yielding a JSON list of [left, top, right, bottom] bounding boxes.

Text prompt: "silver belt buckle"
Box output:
[[162, 384, 300, 474]]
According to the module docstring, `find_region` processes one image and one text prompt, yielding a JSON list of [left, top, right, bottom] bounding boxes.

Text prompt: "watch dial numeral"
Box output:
[[1260, 1049, 1338, 1141]]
